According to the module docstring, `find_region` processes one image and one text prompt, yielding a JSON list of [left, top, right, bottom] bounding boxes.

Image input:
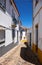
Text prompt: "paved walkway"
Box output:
[[0, 42, 41, 65]]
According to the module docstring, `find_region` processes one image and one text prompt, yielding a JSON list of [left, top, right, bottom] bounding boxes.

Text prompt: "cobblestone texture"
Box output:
[[0, 42, 41, 65]]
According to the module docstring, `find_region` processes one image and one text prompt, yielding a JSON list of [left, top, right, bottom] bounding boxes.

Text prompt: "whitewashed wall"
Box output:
[[33, 1, 42, 51], [33, 13, 39, 44], [14, 30, 17, 43], [5, 29, 12, 46], [38, 9, 42, 50], [14, 24, 20, 43], [33, 1, 42, 17], [0, 0, 13, 46], [0, 0, 19, 47], [0, 10, 13, 46], [6, 0, 13, 17], [0, 10, 12, 28], [22, 31, 26, 40]]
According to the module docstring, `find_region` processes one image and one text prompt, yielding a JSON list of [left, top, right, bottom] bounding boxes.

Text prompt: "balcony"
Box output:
[[0, 0, 6, 11]]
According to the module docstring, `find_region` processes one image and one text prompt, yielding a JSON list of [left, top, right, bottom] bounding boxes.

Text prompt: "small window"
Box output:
[[35, 0, 39, 6]]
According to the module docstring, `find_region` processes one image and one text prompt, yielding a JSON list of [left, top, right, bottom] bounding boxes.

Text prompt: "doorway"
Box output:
[[29, 33, 31, 47], [35, 24, 38, 53], [17, 30, 18, 43]]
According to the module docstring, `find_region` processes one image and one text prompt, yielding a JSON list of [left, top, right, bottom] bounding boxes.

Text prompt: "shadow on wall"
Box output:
[[20, 42, 41, 65]]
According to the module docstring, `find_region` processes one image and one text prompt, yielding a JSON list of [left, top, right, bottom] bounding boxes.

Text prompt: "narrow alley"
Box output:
[[0, 0, 42, 65], [0, 41, 41, 65]]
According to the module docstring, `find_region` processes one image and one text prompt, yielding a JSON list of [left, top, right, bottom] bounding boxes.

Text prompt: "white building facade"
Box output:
[[27, 28, 32, 47], [32, 0, 42, 64], [0, 0, 20, 56], [20, 26, 27, 40], [14, 20, 22, 43]]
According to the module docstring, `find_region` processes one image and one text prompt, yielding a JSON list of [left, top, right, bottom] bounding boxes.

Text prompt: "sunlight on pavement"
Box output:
[[0, 42, 40, 65]]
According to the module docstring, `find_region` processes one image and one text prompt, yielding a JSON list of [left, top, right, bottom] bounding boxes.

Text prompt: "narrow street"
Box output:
[[0, 41, 41, 65], [0, 0, 42, 65]]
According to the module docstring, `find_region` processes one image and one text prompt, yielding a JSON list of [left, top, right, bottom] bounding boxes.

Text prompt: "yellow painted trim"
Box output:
[[38, 48, 42, 64], [20, 39, 28, 43], [32, 43, 36, 53], [32, 43, 42, 64]]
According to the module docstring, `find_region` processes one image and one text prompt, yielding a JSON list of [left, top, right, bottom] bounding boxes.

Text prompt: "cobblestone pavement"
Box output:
[[0, 42, 41, 65]]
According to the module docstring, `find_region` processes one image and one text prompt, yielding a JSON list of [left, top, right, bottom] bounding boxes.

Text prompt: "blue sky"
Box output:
[[14, 0, 32, 28]]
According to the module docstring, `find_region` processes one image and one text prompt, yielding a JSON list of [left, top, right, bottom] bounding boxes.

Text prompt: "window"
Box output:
[[35, 0, 39, 6], [0, 30, 5, 44], [12, 9, 17, 25], [20, 31, 22, 40], [0, 0, 6, 11], [12, 9, 15, 19], [12, 29, 15, 40], [29, 33, 31, 46]]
